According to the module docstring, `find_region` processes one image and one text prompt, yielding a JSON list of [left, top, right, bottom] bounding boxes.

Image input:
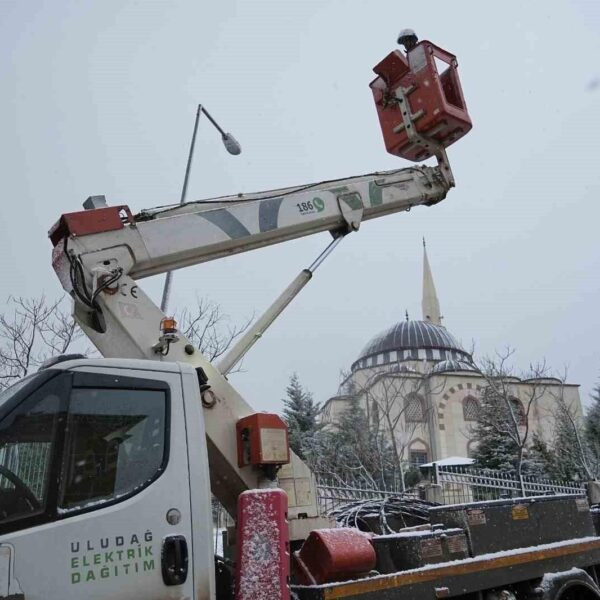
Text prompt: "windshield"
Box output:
[[0, 374, 39, 410]]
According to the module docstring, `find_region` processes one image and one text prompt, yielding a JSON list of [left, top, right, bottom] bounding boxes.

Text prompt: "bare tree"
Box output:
[[355, 367, 441, 491], [177, 297, 252, 365], [0, 296, 82, 389], [473, 348, 551, 493], [0, 294, 252, 390]]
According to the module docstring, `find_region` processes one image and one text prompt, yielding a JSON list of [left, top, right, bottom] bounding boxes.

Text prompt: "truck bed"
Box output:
[[292, 537, 600, 600]]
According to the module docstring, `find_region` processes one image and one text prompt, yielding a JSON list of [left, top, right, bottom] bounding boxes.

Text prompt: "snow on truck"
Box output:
[[1, 31, 599, 600]]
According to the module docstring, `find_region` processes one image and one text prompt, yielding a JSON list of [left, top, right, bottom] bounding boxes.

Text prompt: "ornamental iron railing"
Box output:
[[316, 466, 585, 513]]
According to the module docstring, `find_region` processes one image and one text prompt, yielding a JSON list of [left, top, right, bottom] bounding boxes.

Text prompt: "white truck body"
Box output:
[[0, 359, 215, 600]]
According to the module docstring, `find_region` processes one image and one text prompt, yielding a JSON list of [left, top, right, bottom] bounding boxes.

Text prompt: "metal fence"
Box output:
[[316, 477, 397, 513], [316, 467, 586, 513], [0, 443, 50, 500], [433, 464, 586, 505], [316, 476, 414, 514]]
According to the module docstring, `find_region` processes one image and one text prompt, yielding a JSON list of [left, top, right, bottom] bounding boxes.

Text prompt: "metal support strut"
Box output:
[[218, 234, 345, 376]]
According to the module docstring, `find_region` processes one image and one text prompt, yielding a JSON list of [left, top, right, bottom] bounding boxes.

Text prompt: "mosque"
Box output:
[[320, 244, 583, 467]]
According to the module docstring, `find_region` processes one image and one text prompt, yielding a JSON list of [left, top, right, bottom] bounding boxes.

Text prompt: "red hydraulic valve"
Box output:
[[370, 38, 472, 161], [236, 413, 290, 468], [293, 528, 376, 585]]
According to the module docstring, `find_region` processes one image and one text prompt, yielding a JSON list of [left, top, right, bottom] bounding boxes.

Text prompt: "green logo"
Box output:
[[313, 197, 325, 212]]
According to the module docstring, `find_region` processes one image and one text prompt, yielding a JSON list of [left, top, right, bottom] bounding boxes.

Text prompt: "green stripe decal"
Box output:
[[369, 181, 383, 206]]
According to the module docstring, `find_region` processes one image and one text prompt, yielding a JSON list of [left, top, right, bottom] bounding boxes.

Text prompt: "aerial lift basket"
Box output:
[[370, 40, 472, 162]]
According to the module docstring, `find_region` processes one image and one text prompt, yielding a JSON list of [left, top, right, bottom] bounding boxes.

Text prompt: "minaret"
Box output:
[[422, 238, 442, 325]]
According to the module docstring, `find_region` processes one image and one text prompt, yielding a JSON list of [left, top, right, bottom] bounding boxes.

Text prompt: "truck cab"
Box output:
[[0, 357, 215, 600]]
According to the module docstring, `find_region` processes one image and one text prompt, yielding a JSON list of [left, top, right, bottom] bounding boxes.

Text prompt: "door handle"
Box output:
[[161, 535, 189, 586]]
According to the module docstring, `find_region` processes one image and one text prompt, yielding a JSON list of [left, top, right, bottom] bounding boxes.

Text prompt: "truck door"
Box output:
[[0, 546, 8, 597], [0, 366, 196, 600]]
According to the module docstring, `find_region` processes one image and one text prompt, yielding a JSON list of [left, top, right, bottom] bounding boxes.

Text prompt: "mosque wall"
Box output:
[[322, 368, 583, 467]]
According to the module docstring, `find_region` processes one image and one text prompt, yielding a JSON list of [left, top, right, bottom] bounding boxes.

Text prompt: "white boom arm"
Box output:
[[49, 163, 452, 530]]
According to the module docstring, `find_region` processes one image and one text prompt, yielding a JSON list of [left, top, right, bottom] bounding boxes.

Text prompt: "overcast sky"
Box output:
[[1, 0, 599, 412]]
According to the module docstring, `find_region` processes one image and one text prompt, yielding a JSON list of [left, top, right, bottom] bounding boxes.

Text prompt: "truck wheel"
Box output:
[[555, 584, 600, 600], [530, 568, 600, 600]]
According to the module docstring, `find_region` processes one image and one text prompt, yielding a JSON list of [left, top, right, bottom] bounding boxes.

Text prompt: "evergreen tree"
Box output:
[[404, 466, 423, 488], [586, 381, 600, 473], [471, 386, 521, 472], [316, 396, 397, 489], [470, 386, 540, 475], [550, 397, 591, 481], [471, 422, 520, 472], [282, 373, 320, 461], [473, 382, 591, 481], [527, 434, 556, 478]]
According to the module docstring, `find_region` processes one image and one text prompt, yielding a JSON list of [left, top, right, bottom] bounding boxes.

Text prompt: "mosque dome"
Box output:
[[430, 358, 478, 374], [350, 241, 475, 373], [351, 319, 473, 372]]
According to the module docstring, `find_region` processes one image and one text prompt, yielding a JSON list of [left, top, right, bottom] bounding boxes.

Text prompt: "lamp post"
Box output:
[[160, 104, 242, 313]]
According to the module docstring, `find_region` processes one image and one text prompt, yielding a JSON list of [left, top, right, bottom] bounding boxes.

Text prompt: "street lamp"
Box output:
[[160, 104, 242, 313]]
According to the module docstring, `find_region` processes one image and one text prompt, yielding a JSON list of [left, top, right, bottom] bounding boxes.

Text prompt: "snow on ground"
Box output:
[[421, 456, 475, 467]]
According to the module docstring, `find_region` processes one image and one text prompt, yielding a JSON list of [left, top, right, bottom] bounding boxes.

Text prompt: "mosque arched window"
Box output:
[[409, 449, 429, 467], [462, 396, 479, 421], [408, 439, 429, 466], [405, 393, 426, 423], [509, 397, 527, 426], [466, 440, 478, 458]]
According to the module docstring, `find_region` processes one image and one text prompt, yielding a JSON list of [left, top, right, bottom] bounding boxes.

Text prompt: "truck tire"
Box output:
[[529, 568, 600, 600]]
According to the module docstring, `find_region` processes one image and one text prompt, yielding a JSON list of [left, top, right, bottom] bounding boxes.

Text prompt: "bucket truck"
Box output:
[[0, 159, 454, 599]]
